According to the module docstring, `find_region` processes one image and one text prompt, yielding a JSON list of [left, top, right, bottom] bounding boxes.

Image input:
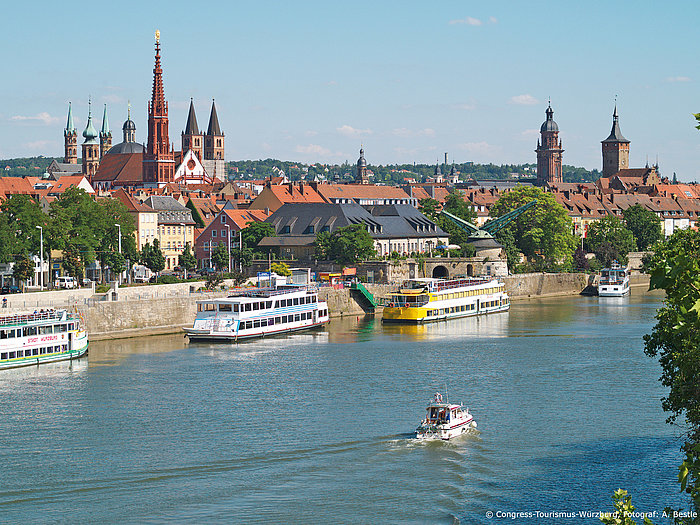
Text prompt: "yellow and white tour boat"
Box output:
[[382, 277, 509, 324]]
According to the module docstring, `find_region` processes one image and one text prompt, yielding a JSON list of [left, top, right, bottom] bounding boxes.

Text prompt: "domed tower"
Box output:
[[64, 102, 78, 164], [355, 146, 369, 184], [81, 99, 100, 180], [535, 102, 564, 186], [601, 104, 630, 178], [123, 103, 137, 143], [181, 98, 203, 161], [204, 99, 224, 160], [99, 104, 112, 159]]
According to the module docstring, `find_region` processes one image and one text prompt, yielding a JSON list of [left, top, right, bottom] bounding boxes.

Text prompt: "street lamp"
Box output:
[[179, 222, 187, 279], [35, 226, 43, 289], [114, 223, 121, 284], [239, 229, 243, 272], [224, 224, 231, 274]]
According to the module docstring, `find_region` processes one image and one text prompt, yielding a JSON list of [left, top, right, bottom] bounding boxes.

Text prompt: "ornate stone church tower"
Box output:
[[64, 102, 78, 164], [601, 105, 630, 177], [535, 102, 564, 186], [143, 30, 175, 186], [204, 99, 224, 160], [355, 147, 369, 184], [81, 100, 100, 180], [181, 98, 203, 161], [99, 104, 112, 159]]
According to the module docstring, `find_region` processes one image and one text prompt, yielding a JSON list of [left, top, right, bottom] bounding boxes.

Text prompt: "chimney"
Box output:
[[288, 182, 294, 195], [299, 182, 304, 195]]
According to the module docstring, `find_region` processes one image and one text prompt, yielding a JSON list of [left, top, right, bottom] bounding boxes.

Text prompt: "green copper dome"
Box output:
[[82, 102, 99, 144]]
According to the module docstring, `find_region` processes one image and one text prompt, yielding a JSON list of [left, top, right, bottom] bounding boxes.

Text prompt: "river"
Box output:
[[0, 291, 686, 523]]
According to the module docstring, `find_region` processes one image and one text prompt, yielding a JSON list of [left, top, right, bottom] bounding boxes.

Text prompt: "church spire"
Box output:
[[207, 99, 222, 136], [82, 99, 98, 144], [99, 104, 112, 159], [101, 104, 110, 135], [184, 98, 199, 135], [204, 98, 225, 161], [65, 102, 76, 134], [64, 102, 77, 164]]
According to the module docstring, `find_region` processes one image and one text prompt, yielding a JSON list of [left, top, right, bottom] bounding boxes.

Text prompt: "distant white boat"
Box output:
[[415, 392, 477, 440], [598, 261, 630, 297]]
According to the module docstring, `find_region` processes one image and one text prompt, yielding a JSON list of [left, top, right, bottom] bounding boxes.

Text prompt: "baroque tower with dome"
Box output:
[[535, 102, 564, 186]]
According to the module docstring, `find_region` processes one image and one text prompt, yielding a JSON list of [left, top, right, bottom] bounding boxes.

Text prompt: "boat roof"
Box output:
[[0, 309, 69, 327], [197, 286, 317, 303], [426, 402, 462, 410]]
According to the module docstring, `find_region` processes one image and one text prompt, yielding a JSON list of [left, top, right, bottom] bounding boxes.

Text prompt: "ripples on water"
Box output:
[[0, 291, 687, 523]]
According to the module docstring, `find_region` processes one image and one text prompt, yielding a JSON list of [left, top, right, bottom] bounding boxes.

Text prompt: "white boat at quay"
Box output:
[[598, 261, 630, 297], [0, 309, 88, 370], [185, 285, 330, 342], [415, 392, 477, 440]]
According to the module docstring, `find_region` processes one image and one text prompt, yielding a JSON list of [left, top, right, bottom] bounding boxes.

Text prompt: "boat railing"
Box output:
[[226, 285, 318, 299], [0, 309, 66, 327]]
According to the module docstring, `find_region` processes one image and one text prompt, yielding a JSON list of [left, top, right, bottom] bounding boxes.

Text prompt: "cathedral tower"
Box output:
[[181, 98, 203, 161], [355, 146, 369, 184], [81, 100, 100, 180], [143, 30, 175, 186], [204, 99, 224, 160], [64, 102, 78, 164], [123, 103, 136, 143], [601, 105, 630, 178], [535, 102, 564, 186], [99, 104, 112, 159]]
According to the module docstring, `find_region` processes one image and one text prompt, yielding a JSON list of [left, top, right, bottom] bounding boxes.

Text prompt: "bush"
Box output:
[[156, 275, 179, 285], [95, 284, 110, 293]]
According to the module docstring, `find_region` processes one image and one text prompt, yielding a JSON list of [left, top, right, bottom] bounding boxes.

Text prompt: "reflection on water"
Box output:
[[0, 289, 682, 524]]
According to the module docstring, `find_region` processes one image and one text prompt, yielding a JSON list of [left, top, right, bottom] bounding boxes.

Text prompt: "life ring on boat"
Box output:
[[388, 302, 394, 308], [405, 303, 410, 308]]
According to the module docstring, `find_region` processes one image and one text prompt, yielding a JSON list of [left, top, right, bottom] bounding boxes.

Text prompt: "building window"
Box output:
[[212, 230, 217, 237], [221, 215, 226, 224], [221, 230, 226, 238], [281, 225, 290, 234]]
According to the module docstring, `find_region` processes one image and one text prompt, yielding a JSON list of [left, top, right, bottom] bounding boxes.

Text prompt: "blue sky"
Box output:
[[2, 1, 699, 180]]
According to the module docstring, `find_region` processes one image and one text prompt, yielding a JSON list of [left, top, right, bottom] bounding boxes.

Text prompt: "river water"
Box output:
[[0, 291, 687, 523]]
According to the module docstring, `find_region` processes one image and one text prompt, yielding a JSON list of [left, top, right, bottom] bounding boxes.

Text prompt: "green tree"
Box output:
[[645, 228, 700, 520], [623, 204, 662, 251], [211, 242, 229, 271], [271, 261, 292, 276], [418, 198, 439, 220], [141, 240, 165, 275], [230, 247, 253, 270], [586, 215, 636, 266], [315, 224, 375, 264], [489, 186, 577, 271], [178, 243, 197, 272], [314, 230, 332, 260], [442, 191, 477, 223], [1, 194, 46, 258], [62, 242, 84, 279], [241, 222, 276, 250], [103, 250, 126, 278], [186, 199, 206, 228], [12, 254, 34, 289]]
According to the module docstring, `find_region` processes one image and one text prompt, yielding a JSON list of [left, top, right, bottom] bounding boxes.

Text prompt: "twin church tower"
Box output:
[[62, 31, 224, 186], [535, 101, 631, 186]]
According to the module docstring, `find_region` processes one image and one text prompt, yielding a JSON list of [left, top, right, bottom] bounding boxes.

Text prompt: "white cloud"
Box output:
[[489, 16, 498, 24], [296, 144, 332, 156], [457, 141, 500, 155], [10, 112, 60, 125], [449, 16, 482, 26], [336, 125, 372, 137], [666, 76, 691, 83], [326, 80, 338, 86], [24, 140, 54, 150], [391, 128, 436, 138], [509, 94, 539, 106]]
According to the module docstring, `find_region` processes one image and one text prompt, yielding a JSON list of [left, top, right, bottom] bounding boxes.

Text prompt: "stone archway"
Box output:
[[432, 265, 449, 278]]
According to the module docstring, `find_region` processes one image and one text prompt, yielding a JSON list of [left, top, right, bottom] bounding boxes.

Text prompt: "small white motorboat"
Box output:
[[415, 392, 477, 440]]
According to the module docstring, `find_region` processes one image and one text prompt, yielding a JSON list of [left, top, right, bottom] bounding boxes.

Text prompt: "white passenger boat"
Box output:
[[598, 261, 630, 297], [415, 392, 477, 440], [0, 309, 88, 370], [185, 285, 330, 342], [382, 277, 509, 323]]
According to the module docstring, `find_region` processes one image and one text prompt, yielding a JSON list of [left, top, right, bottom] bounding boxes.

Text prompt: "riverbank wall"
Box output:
[[5, 273, 650, 341]]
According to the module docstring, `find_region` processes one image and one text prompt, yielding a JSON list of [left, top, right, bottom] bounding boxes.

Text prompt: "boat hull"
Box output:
[[415, 418, 476, 440], [0, 330, 88, 371], [598, 282, 630, 297], [383, 304, 509, 324], [185, 319, 330, 342]]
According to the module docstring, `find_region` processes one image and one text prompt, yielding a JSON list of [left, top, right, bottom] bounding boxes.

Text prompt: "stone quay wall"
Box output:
[[4, 273, 651, 341]]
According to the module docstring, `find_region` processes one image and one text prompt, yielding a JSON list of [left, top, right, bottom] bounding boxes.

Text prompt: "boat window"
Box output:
[[294, 314, 300, 322], [245, 303, 252, 312], [245, 321, 252, 330], [204, 303, 216, 311], [266, 301, 272, 309], [253, 320, 261, 328], [59, 324, 67, 332], [219, 304, 232, 312], [8, 351, 16, 359], [62, 345, 68, 352], [197, 304, 202, 312], [0, 330, 6, 339], [261, 319, 268, 327], [293, 298, 300, 306], [33, 348, 38, 356], [0, 353, 6, 360], [269, 318, 274, 326], [233, 304, 239, 313], [276, 317, 281, 324], [252, 302, 259, 311]]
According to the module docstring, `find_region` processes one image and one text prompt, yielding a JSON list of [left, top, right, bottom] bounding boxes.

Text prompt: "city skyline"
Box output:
[[2, 1, 699, 180]]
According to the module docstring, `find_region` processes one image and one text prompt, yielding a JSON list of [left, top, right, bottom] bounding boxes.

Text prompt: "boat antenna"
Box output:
[[445, 383, 449, 404]]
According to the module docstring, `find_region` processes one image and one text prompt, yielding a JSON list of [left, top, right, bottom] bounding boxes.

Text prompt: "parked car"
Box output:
[[55, 276, 77, 289], [1, 285, 21, 294], [201, 267, 218, 276]]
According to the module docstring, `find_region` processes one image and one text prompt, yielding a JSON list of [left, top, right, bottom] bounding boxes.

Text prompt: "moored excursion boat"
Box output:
[[382, 277, 509, 323], [0, 309, 88, 370], [415, 392, 477, 440], [185, 285, 330, 342], [598, 261, 630, 297]]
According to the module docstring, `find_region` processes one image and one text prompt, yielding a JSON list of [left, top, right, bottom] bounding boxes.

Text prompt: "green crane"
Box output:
[[440, 200, 537, 240]]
